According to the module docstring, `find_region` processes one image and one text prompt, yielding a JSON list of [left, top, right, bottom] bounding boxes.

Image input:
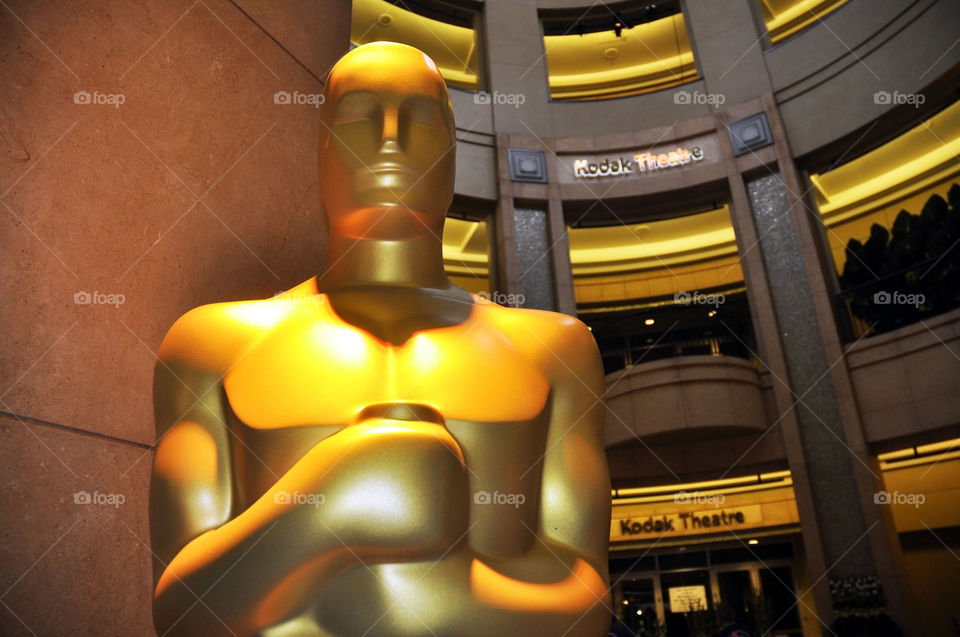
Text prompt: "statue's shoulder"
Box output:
[[473, 297, 600, 366], [158, 278, 321, 370]]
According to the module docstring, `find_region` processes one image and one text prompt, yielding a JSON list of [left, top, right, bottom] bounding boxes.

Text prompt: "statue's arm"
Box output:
[[463, 316, 611, 634], [537, 317, 612, 582], [149, 308, 329, 634], [149, 313, 236, 585]]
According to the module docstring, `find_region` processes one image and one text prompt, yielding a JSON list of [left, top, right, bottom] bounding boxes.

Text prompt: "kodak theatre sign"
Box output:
[[618, 510, 746, 536], [610, 504, 782, 542], [573, 147, 704, 179]]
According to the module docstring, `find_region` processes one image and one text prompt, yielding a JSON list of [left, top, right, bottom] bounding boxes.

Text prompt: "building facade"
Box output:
[[360, 0, 960, 635]]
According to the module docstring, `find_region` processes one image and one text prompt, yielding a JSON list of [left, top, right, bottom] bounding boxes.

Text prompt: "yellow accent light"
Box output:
[[877, 448, 916, 462], [613, 472, 790, 499], [612, 478, 795, 507], [916, 438, 960, 456], [878, 438, 960, 470]]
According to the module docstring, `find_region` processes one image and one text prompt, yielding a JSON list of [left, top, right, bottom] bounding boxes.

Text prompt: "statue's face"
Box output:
[[319, 43, 455, 240]]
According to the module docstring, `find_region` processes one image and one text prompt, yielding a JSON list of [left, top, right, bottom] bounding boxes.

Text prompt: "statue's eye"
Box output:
[[333, 111, 374, 125], [400, 98, 446, 129], [333, 93, 381, 127]]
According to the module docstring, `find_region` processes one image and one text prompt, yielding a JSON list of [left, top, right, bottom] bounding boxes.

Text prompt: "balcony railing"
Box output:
[[595, 321, 756, 376], [581, 287, 757, 375]]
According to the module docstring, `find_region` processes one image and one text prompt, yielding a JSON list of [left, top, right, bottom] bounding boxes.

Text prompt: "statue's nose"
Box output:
[[379, 108, 401, 155], [378, 137, 401, 156]]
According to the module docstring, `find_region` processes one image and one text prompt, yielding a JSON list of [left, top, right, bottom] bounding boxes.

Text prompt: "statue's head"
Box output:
[[319, 42, 456, 240]]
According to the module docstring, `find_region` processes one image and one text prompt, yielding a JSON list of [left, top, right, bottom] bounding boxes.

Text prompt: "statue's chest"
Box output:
[[222, 318, 551, 429]]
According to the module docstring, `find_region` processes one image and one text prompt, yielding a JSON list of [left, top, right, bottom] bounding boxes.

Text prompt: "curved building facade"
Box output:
[[357, 0, 960, 635]]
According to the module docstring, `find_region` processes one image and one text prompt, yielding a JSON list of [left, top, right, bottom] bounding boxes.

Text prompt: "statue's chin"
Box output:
[[335, 204, 440, 240]]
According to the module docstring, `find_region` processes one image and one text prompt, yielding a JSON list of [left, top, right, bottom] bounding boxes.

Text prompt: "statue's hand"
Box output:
[[154, 419, 470, 635], [273, 419, 470, 560]]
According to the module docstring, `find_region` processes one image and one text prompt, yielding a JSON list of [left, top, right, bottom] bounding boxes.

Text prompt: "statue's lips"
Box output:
[[356, 165, 419, 199]]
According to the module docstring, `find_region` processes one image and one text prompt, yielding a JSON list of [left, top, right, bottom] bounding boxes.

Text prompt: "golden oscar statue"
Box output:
[[149, 41, 611, 637]]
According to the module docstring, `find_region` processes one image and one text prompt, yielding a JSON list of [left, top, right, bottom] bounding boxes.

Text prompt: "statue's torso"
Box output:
[[219, 293, 555, 557], [156, 287, 608, 636]]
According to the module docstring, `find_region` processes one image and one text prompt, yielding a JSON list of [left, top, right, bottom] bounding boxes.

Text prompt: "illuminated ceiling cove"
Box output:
[[760, 0, 849, 44], [568, 207, 736, 275], [443, 217, 490, 277], [351, 0, 479, 90], [812, 100, 960, 225], [544, 13, 696, 101], [441, 207, 739, 279]]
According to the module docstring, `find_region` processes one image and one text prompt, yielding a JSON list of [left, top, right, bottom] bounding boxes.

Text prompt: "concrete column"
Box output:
[[722, 144, 832, 637], [513, 205, 556, 311], [547, 186, 576, 316], [682, 0, 772, 107], [718, 95, 910, 632], [762, 96, 911, 633], [492, 135, 523, 302], [480, 0, 551, 136]]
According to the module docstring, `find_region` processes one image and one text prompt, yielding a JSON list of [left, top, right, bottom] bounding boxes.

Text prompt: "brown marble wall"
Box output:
[[0, 1, 350, 634]]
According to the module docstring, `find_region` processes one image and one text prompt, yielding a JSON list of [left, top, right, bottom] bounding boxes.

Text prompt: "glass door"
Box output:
[[620, 576, 660, 636], [715, 569, 754, 630], [660, 569, 713, 637], [759, 566, 802, 636]]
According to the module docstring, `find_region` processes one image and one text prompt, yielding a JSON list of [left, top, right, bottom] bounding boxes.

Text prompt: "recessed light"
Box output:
[[708, 310, 717, 317], [644, 318, 655, 325], [748, 538, 759, 545]]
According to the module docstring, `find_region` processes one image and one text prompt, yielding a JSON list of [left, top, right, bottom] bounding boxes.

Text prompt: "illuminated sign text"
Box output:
[[573, 147, 704, 179]]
